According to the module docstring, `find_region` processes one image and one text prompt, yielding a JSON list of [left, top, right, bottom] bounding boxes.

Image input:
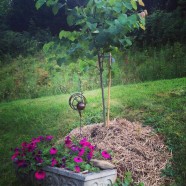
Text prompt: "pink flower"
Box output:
[[78, 148, 85, 156], [11, 151, 20, 161], [35, 156, 43, 163], [49, 147, 58, 155], [38, 136, 44, 141], [35, 170, 46, 180], [32, 138, 41, 144], [61, 157, 66, 162], [17, 160, 26, 167], [21, 142, 27, 149], [87, 150, 93, 161], [74, 165, 81, 173], [88, 145, 95, 151], [61, 164, 66, 168], [14, 147, 20, 152], [80, 138, 94, 149], [79, 138, 87, 145], [27, 143, 36, 152], [101, 150, 111, 159], [80, 138, 91, 147], [71, 145, 78, 152], [74, 156, 83, 163], [46, 135, 53, 141], [65, 136, 72, 148], [51, 158, 58, 166]]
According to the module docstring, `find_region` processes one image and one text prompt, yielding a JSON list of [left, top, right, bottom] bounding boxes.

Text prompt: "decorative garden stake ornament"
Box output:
[[69, 93, 87, 135]]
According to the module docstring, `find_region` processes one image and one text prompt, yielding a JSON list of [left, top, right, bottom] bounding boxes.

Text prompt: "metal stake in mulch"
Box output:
[[69, 92, 87, 136]]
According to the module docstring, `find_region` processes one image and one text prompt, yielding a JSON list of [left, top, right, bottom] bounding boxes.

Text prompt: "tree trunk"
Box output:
[[98, 52, 106, 126]]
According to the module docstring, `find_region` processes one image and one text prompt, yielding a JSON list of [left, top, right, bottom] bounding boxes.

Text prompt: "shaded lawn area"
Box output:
[[0, 78, 186, 185]]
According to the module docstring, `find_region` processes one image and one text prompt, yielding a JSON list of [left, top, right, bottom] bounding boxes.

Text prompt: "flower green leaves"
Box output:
[[12, 135, 112, 179]]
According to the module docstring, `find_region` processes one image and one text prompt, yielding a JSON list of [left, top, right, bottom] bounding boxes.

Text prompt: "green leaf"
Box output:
[[123, 2, 132, 10], [85, 164, 91, 170], [139, 23, 145, 30], [138, 183, 145, 186], [118, 14, 128, 25], [52, 5, 59, 15], [124, 171, 133, 184], [43, 42, 55, 53], [128, 14, 137, 26], [59, 31, 80, 41], [52, 3, 65, 15], [87, 0, 94, 7], [113, 2, 122, 13], [138, 0, 145, 6], [131, 0, 137, 10], [46, 0, 58, 7], [109, 0, 115, 6], [87, 22, 97, 31], [125, 38, 132, 46], [35, 0, 46, 10], [95, 0, 104, 9], [108, 25, 118, 35], [67, 15, 75, 26]]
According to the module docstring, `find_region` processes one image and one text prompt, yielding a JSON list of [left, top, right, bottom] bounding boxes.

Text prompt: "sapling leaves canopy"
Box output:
[[35, 0, 145, 53]]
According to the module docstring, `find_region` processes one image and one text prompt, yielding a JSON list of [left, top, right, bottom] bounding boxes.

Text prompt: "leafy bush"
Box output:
[[136, 9, 186, 45], [122, 43, 186, 82], [114, 171, 144, 186]]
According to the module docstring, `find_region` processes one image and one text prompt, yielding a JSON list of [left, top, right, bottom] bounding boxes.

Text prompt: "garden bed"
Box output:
[[67, 118, 173, 185]]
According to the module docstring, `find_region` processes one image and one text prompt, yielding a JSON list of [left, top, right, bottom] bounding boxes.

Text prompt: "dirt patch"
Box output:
[[65, 118, 173, 185]]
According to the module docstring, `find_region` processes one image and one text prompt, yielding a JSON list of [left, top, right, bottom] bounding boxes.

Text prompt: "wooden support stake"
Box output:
[[107, 53, 112, 127]]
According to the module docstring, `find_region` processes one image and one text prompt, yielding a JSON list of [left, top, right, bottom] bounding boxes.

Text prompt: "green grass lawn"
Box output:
[[0, 78, 186, 185]]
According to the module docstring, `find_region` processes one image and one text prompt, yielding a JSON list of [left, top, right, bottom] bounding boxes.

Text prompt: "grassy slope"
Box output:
[[0, 78, 186, 185]]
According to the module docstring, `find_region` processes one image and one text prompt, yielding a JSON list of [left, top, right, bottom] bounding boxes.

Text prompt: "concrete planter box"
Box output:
[[16, 166, 117, 186]]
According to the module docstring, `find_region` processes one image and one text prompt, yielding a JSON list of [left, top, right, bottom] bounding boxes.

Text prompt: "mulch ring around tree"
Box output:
[[68, 118, 173, 186]]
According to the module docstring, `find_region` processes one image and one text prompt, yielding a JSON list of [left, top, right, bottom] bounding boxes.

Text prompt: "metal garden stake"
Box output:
[[69, 92, 87, 136]]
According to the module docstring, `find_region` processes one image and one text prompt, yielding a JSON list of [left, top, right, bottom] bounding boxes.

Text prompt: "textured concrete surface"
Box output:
[[42, 166, 117, 186], [16, 165, 117, 186]]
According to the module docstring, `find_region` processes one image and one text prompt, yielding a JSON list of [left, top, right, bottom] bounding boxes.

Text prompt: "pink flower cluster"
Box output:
[[64, 136, 111, 173], [12, 135, 112, 181], [11, 135, 54, 180]]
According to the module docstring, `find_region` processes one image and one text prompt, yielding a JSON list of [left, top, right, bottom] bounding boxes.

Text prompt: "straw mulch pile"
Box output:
[[69, 118, 173, 186]]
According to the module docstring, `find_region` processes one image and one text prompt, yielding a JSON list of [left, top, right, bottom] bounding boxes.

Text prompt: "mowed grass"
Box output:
[[0, 78, 186, 185]]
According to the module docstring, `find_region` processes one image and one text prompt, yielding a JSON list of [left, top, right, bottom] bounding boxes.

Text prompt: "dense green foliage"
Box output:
[[57, 0, 145, 53], [1, 42, 185, 101], [136, 8, 186, 45], [0, 78, 186, 185]]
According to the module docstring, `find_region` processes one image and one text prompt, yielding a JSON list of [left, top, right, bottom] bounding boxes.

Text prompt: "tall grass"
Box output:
[[124, 42, 186, 82], [0, 42, 185, 101]]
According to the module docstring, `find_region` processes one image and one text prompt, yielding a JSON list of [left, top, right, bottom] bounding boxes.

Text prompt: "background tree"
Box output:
[[136, 0, 186, 46]]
